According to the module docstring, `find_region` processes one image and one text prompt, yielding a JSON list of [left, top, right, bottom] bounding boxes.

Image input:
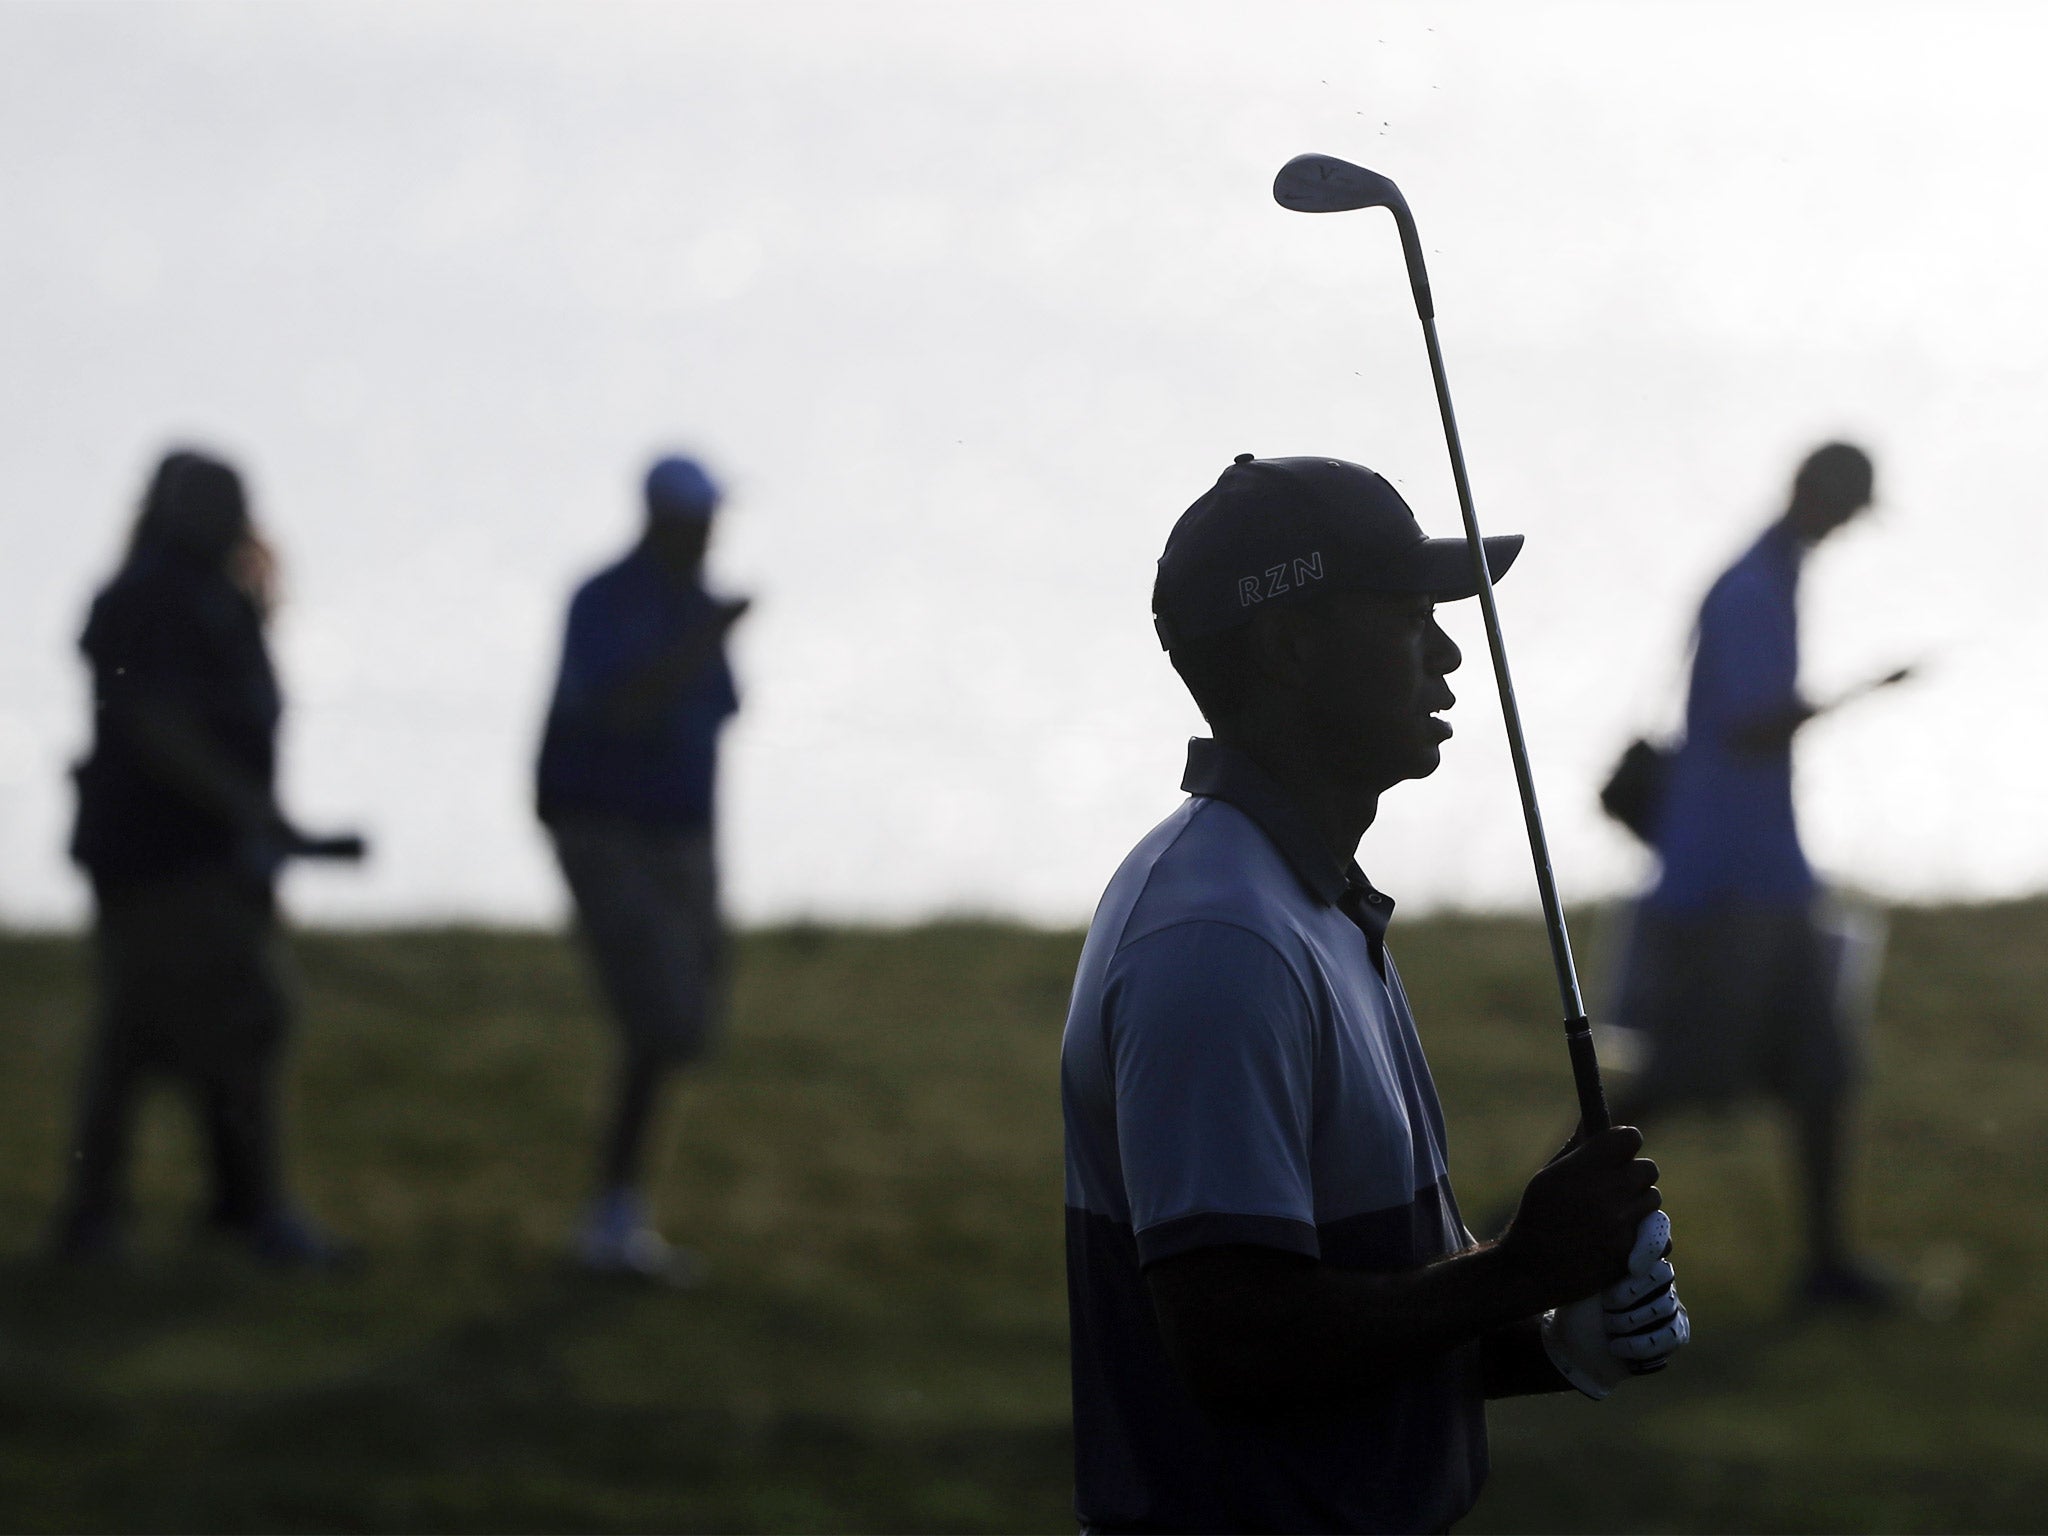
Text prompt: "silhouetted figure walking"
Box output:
[[1614, 441, 1902, 1308], [538, 455, 748, 1284], [56, 449, 355, 1268]]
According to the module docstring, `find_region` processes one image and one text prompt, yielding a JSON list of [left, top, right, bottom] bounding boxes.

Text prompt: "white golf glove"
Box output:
[[1541, 1209, 1691, 1400]]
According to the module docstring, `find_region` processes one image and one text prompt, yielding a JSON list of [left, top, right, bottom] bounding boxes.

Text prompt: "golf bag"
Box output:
[[1600, 737, 1670, 846]]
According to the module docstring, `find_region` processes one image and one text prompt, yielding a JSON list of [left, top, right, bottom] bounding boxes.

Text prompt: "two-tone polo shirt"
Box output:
[[1061, 739, 1484, 1534]]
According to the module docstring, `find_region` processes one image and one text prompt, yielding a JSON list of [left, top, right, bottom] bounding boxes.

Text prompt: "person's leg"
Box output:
[[1781, 902, 1894, 1305], [556, 820, 672, 1196], [175, 877, 348, 1267], [598, 825, 721, 1189], [553, 818, 707, 1282], [1793, 1091, 1849, 1269], [580, 1043, 696, 1283], [55, 1014, 146, 1256], [175, 878, 286, 1227], [197, 1052, 283, 1231], [195, 1048, 347, 1265], [598, 1047, 674, 1194], [53, 896, 160, 1257], [1789, 1086, 1897, 1304], [594, 827, 718, 1235]]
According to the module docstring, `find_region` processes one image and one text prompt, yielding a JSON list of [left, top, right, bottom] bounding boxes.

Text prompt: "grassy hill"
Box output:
[[0, 905, 2042, 1532]]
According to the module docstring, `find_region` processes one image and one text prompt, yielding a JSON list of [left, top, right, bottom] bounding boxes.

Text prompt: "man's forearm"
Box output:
[[1148, 1241, 1553, 1416], [1147, 1129, 1659, 1417], [596, 612, 734, 733], [1727, 699, 1814, 754]]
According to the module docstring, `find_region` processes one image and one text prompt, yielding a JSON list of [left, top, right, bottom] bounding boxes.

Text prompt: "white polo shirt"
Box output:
[[1061, 739, 1485, 1534]]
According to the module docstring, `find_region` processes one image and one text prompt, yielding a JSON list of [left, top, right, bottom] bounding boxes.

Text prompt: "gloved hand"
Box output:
[[1540, 1209, 1691, 1400]]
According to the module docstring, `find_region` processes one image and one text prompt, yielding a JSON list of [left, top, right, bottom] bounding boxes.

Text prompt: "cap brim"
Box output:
[[1380, 533, 1522, 599]]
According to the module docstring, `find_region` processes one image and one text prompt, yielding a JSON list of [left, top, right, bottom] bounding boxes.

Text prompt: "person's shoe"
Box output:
[[208, 1207, 361, 1272], [1796, 1255, 1904, 1311], [575, 1190, 702, 1288]]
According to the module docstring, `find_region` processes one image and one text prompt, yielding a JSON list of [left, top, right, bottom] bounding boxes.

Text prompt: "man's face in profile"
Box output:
[[1289, 589, 1463, 793]]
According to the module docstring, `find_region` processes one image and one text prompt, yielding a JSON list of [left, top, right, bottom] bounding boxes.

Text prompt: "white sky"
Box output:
[[1, 1, 2043, 926]]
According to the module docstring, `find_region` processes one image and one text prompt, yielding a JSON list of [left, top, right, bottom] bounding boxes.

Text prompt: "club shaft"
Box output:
[[1416, 313, 1610, 1135]]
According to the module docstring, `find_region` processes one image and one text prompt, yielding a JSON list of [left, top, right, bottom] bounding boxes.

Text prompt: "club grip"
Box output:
[[290, 832, 368, 862], [1564, 1014, 1610, 1135]]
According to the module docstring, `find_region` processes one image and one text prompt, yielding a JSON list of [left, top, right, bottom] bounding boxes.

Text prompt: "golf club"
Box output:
[[288, 830, 369, 861], [1274, 152, 1610, 1137]]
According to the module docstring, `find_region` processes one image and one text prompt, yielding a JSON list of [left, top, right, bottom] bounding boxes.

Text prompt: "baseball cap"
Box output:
[[1151, 454, 1522, 649], [645, 455, 720, 521]]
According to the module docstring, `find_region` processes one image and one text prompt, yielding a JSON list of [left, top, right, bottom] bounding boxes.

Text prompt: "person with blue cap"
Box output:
[[537, 453, 749, 1283], [1061, 454, 1689, 1533]]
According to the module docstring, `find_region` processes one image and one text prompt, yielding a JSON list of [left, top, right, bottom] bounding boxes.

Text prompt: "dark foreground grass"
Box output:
[[0, 904, 2043, 1532]]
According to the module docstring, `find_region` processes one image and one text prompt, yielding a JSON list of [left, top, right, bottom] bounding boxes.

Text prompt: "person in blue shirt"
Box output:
[[537, 454, 748, 1283], [1063, 454, 1690, 1535], [1614, 441, 1892, 1307]]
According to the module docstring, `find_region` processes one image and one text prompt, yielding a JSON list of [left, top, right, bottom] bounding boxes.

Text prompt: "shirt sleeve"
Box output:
[[1103, 920, 1320, 1267]]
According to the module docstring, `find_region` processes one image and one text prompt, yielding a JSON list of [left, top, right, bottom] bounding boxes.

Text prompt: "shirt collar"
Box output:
[[1180, 737, 1396, 944]]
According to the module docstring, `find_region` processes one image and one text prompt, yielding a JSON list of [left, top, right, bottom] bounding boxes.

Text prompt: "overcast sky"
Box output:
[[2, 1, 2042, 927]]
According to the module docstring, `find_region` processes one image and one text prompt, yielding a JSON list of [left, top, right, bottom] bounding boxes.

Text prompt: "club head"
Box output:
[[1273, 153, 1405, 214], [1271, 152, 1434, 318]]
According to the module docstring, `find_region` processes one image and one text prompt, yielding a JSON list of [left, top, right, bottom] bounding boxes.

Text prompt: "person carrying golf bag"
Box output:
[[1609, 441, 1901, 1308], [1061, 456, 1688, 1535]]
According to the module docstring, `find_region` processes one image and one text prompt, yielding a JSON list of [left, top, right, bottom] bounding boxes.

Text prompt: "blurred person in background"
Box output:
[[537, 454, 748, 1285], [1613, 441, 1902, 1308], [56, 448, 356, 1268]]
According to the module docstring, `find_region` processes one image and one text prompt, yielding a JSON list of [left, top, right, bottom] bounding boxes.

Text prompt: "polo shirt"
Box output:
[[1061, 739, 1484, 1535], [1650, 523, 1815, 912], [70, 546, 281, 895], [536, 546, 739, 829]]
